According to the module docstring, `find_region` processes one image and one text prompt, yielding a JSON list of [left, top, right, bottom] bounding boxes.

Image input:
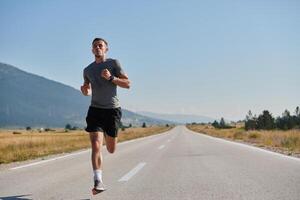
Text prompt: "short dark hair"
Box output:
[[92, 38, 108, 46]]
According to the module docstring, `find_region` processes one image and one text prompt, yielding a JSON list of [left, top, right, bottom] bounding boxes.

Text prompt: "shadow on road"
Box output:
[[0, 194, 32, 200]]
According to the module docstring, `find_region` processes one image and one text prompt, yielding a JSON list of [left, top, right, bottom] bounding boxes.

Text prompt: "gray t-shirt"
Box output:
[[83, 58, 125, 109]]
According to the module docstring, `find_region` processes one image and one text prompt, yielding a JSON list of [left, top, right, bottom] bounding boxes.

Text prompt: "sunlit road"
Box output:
[[0, 126, 299, 200]]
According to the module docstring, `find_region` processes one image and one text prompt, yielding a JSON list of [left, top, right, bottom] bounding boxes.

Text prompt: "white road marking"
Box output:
[[158, 145, 165, 150], [118, 162, 146, 182], [10, 150, 90, 170]]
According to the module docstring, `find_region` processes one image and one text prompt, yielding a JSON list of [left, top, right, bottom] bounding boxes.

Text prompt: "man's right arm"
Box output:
[[81, 71, 91, 96]]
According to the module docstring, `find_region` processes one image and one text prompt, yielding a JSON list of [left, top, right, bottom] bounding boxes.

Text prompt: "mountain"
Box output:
[[137, 111, 216, 124], [0, 62, 170, 128], [121, 109, 176, 126]]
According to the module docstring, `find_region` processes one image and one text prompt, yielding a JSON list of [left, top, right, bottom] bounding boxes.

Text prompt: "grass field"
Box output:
[[187, 124, 300, 157], [0, 126, 173, 164]]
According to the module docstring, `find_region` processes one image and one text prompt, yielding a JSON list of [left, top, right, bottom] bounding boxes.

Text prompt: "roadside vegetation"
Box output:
[[0, 125, 173, 164], [187, 107, 300, 157]]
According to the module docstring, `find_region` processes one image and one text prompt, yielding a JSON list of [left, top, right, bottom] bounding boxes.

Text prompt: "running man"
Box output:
[[80, 38, 130, 194]]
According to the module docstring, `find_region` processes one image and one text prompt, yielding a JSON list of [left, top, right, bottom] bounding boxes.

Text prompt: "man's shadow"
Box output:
[[0, 195, 92, 200], [0, 194, 32, 200]]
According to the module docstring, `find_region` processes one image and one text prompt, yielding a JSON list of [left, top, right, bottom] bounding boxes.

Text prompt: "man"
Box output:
[[80, 38, 130, 195]]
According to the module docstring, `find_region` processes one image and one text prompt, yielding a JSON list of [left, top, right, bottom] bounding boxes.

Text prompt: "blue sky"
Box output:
[[0, 0, 299, 121]]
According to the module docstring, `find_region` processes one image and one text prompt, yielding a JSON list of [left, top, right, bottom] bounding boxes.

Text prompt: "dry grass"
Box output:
[[0, 126, 172, 164], [187, 124, 300, 156]]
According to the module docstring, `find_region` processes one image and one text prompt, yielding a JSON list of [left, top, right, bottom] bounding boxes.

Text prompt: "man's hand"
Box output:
[[101, 69, 130, 89], [101, 69, 112, 80], [80, 83, 91, 96]]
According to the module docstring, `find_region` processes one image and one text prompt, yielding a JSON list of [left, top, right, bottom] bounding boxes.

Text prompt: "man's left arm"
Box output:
[[101, 69, 130, 89], [111, 73, 131, 89]]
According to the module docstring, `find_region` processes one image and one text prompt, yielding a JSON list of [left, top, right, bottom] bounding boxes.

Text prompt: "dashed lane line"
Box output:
[[118, 162, 147, 182]]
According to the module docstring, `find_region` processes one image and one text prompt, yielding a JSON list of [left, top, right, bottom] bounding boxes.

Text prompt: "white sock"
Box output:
[[93, 169, 103, 182]]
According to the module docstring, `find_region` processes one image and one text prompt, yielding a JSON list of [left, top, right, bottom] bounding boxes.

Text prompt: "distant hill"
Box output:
[[121, 109, 176, 127], [0, 62, 171, 128], [138, 111, 216, 124]]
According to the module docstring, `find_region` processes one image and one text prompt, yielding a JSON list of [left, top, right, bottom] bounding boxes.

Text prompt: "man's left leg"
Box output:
[[105, 135, 117, 154], [104, 107, 121, 153]]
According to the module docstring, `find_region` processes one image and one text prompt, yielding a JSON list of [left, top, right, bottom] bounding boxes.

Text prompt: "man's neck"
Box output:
[[95, 56, 106, 64]]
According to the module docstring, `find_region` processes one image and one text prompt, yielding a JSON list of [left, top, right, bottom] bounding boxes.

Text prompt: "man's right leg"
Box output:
[[89, 131, 104, 171], [89, 132, 106, 193]]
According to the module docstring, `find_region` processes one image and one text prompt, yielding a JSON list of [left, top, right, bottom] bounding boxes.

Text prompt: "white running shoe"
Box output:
[[92, 180, 106, 195]]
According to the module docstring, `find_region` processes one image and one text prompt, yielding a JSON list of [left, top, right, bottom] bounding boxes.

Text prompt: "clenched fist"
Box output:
[[101, 69, 112, 80], [80, 83, 91, 96]]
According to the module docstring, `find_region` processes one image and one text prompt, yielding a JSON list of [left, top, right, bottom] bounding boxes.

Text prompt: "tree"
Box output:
[[276, 116, 285, 130], [295, 106, 300, 127], [256, 110, 275, 130], [282, 109, 295, 129], [245, 110, 257, 130], [246, 110, 253, 121], [26, 126, 31, 131], [212, 120, 219, 128], [142, 122, 147, 128], [65, 124, 72, 130], [295, 106, 300, 117], [282, 109, 291, 118], [219, 118, 226, 128], [276, 109, 297, 130]]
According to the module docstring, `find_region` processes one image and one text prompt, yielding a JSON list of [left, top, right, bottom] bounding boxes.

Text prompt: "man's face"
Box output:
[[92, 40, 108, 58]]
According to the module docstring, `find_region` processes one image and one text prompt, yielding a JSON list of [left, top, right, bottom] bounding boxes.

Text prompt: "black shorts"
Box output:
[[85, 106, 122, 137]]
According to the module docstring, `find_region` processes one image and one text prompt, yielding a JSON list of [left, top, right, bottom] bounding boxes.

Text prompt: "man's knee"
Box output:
[[106, 145, 116, 154], [91, 140, 101, 150], [89, 132, 103, 150]]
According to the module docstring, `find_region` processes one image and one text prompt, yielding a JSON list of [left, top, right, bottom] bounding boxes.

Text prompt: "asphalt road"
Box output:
[[0, 126, 299, 200]]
